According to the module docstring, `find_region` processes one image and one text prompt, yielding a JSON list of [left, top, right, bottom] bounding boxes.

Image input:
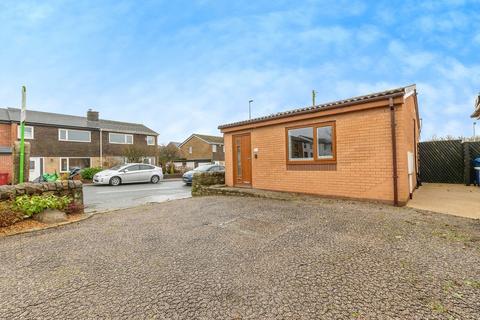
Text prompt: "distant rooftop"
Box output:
[[0, 107, 158, 135], [179, 133, 224, 147]]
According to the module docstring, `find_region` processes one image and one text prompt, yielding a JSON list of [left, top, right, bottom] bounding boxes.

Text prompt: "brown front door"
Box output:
[[232, 133, 252, 186]]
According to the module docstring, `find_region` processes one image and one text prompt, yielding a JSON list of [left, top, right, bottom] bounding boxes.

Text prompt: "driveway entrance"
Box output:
[[408, 183, 480, 219]]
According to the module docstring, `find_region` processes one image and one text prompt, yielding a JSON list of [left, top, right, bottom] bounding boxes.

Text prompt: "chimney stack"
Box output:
[[87, 109, 99, 121]]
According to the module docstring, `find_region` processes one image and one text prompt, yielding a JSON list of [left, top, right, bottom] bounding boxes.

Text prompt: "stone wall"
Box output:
[[0, 180, 84, 206], [191, 172, 225, 196]]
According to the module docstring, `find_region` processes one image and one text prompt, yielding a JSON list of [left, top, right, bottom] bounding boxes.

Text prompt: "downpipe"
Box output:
[[389, 97, 399, 206]]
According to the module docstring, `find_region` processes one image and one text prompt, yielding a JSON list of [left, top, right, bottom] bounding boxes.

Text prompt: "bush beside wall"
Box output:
[[0, 180, 83, 206]]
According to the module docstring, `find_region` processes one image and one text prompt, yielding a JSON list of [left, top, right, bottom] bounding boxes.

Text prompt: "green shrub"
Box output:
[[14, 195, 72, 217], [0, 201, 24, 227], [80, 167, 103, 180]]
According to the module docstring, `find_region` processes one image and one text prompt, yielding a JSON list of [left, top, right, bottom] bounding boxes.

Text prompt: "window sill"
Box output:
[[286, 163, 336, 171]]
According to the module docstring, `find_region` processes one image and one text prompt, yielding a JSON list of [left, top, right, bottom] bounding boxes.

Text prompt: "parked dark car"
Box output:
[[182, 164, 225, 185]]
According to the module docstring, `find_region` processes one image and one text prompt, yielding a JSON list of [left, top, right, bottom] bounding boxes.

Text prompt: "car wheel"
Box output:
[[109, 176, 121, 186], [151, 175, 160, 184]]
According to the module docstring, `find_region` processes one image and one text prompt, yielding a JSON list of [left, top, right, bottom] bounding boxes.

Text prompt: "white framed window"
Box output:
[[58, 129, 91, 142], [109, 133, 133, 144], [212, 144, 217, 152], [17, 126, 34, 139], [142, 157, 155, 165], [146, 136, 155, 145], [60, 157, 91, 172], [223, 145, 225, 152], [188, 146, 193, 154]]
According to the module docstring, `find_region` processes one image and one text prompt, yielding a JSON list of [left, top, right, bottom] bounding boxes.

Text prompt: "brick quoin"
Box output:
[[221, 86, 420, 206]]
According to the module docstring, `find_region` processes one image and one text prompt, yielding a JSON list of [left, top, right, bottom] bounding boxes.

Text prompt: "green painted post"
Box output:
[[19, 86, 26, 184]]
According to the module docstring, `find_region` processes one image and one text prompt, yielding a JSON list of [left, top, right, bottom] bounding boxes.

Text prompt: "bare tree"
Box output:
[[123, 145, 149, 163]]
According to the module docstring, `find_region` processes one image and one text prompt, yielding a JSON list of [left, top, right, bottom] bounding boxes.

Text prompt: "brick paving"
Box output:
[[0, 196, 479, 319]]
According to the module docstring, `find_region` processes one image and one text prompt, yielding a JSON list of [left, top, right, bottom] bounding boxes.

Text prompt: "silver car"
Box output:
[[93, 163, 163, 186]]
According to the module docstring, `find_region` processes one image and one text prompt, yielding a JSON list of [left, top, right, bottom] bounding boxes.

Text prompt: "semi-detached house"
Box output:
[[0, 108, 158, 182]]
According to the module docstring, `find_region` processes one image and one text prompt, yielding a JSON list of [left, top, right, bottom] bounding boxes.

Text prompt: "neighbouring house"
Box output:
[[167, 141, 181, 148], [0, 108, 158, 182], [219, 85, 420, 206], [471, 94, 480, 119], [174, 134, 224, 169]]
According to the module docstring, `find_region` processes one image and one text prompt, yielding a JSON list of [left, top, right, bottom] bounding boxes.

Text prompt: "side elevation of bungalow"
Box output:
[[219, 85, 420, 206]]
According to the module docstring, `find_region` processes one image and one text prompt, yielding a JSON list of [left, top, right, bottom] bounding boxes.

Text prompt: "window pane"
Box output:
[[61, 158, 68, 171], [69, 158, 90, 169], [59, 129, 67, 140], [126, 135, 133, 144], [212, 145, 217, 152], [317, 126, 333, 159], [126, 165, 140, 171], [67, 130, 90, 142], [110, 133, 125, 143], [24, 127, 33, 139], [236, 142, 241, 175], [146, 136, 155, 145], [288, 127, 313, 160]]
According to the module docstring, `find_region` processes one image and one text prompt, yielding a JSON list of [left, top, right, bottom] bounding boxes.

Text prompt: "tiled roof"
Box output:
[[219, 85, 415, 129], [0, 108, 158, 135], [194, 134, 224, 144], [179, 134, 224, 148]]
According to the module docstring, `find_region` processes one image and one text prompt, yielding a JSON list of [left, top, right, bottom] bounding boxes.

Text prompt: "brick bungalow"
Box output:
[[219, 85, 420, 206]]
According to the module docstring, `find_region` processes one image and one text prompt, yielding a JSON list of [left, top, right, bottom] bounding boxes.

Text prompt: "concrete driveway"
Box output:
[[84, 179, 191, 213], [408, 183, 480, 219], [1, 196, 479, 319]]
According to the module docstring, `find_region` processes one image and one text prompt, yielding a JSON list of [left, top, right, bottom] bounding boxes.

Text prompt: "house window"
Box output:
[[60, 158, 91, 172], [17, 126, 34, 139], [212, 145, 217, 152], [288, 127, 314, 160], [286, 122, 336, 163], [109, 133, 133, 144], [222, 145, 225, 152], [58, 129, 91, 142], [317, 125, 334, 159], [146, 136, 155, 145], [189, 146, 192, 154]]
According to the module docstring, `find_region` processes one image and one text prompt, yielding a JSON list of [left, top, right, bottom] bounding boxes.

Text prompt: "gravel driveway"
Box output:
[[0, 196, 479, 319]]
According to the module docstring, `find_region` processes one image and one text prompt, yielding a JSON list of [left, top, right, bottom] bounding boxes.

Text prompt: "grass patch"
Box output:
[[430, 301, 448, 313]]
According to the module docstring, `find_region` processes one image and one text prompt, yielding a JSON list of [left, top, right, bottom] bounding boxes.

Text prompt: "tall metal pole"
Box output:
[[312, 90, 316, 107], [19, 86, 26, 183], [248, 99, 253, 119]]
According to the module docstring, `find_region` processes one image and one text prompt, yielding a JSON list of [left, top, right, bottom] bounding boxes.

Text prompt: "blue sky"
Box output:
[[0, 0, 479, 143]]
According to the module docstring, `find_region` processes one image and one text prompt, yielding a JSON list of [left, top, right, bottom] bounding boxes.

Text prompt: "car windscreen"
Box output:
[[110, 165, 124, 170], [193, 165, 214, 172]]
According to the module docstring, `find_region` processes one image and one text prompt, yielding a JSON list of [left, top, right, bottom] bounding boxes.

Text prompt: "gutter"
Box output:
[[389, 97, 399, 206]]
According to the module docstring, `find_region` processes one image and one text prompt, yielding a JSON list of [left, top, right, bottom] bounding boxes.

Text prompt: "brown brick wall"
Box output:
[[101, 131, 157, 158], [28, 125, 100, 157], [0, 155, 13, 183], [0, 123, 14, 147], [179, 136, 215, 161], [223, 97, 419, 205], [12, 125, 157, 159]]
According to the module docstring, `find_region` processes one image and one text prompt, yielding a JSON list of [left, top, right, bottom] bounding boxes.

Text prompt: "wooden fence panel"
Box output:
[[419, 140, 464, 183]]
